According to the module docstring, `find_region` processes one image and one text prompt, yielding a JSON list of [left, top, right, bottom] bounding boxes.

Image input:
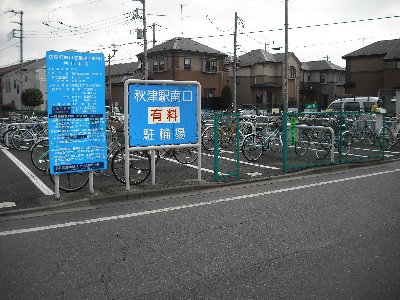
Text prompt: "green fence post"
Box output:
[[283, 111, 288, 173], [213, 112, 219, 182], [235, 113, 240, 179]]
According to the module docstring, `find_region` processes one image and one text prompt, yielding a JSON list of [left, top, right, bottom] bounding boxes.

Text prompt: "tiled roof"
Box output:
[[302, 60, 344, 71], [239, 49, 276, 66], [0, 58, 46, 76], [142, 37, 226, 56], [239, 50, 300, 66], [343, 39, 400, 60], [385, 38, 400, 60], [105, 62, 140, 76]]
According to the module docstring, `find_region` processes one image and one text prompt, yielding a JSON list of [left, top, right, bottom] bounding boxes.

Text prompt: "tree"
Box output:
[[21, 88, 44, 110], [221, 85, 233, 110]]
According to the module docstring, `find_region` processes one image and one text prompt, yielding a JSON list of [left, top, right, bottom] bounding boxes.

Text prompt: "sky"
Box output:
[[1, 0, 400, 69]]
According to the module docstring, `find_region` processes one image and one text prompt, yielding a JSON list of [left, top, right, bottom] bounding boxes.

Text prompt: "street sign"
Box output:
[[305, 102, 318, 112], [46, 51, 107, 174], [127, 81, 200, 147]]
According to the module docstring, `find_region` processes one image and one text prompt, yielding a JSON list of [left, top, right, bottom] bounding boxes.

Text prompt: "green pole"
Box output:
[[283, 111, 288, 172], [235, 113, 240, 179], [213, 112, 219, 182]]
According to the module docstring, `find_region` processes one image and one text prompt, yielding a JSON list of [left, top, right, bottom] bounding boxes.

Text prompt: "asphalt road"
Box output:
[[1, 160, 399, 299]]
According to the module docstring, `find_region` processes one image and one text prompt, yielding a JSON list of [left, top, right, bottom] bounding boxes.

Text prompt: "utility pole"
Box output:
[[133, 0, 148, 80], [152, 23, 156, 48], [107, 44, 118, 108], [233, 12, 238, 111], [283, 0, 289, 173], [7, 10, 23, 94], [284, 0, 288, 113]]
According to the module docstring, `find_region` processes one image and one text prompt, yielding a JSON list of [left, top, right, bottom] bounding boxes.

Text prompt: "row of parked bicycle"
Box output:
[[1, 111, 399, 192]]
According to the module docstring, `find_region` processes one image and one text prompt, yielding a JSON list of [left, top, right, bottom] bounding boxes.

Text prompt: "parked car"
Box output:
[[326, 96, 379, 112]]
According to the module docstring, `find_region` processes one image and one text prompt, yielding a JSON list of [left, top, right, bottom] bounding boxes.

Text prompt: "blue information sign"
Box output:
[[46, 51, 107, 174], [128, 82, 199, 147]]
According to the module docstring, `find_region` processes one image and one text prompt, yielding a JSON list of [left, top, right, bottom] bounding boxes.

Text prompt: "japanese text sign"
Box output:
[[46, 51, 107, 174], [127, 81, 200, 147]]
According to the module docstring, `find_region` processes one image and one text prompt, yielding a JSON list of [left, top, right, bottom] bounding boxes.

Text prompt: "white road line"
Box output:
[[1, 168, 399, 237], [203, 151, 280, 170], [161, 156, 216, 174], [1, 148, 54, 196]]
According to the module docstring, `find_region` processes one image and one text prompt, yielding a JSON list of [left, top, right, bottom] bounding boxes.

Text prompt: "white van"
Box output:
[[326, 96, 379, 112]]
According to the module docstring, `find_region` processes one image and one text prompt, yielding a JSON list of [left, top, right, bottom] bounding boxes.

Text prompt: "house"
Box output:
[[1, 58, 47, 111], [136, 37, 229, 109], [342, 39, 400, 101], [300, 60, 345, 110], [233, 49, 302, 112], [0, 64, 21, 112], [106, 61, 141, 111]]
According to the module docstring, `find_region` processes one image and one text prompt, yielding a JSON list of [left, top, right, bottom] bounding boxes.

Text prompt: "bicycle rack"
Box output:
[[296, 124, 336, 162]]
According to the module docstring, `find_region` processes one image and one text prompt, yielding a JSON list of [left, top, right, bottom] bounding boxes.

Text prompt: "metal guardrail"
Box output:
[[296, 124, 335, 162]]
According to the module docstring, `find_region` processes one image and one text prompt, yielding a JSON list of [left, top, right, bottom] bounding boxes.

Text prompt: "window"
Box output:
[[25, 75, 28, 82], [5, 79, 11, 93], [344, 102, 360, 112], [397, 61, 400, 69], [204, 58, 217, 73], [205, 88, 215, 98], [363, 102, 374, 112], [184, 58, 191, 70], [328, 102, 342, 111], [320, 73, 326, 84], [153, 57, 166, 72], [289, 66, 296, 78], [14, 79, 17, 89], [153, 59, 158, 71]]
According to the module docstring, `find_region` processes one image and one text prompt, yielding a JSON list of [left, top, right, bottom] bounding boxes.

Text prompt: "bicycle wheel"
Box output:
[[393, 131, 400, 146], [2, 127, 17, 148], [11, 128, 34, 151], [315, 132, 332, 159], [270, 133, 283, 152], [173, 147, 198, 164], [202, 126, 220, 151], [295, 130, 309, 156], [364, 126, 376, 145], [111, 148, 151, 185], [49, 171, 89, 192], [242, 134, 263, 162], [341, 131, 353, 155], [31, 139, 50, 172], [227, 129, 244, 150], [378, 126, 393, 150]]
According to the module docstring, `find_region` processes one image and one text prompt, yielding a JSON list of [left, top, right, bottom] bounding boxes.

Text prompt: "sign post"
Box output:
[[46, 51, 107, 198], [124, 79, 201, 190]]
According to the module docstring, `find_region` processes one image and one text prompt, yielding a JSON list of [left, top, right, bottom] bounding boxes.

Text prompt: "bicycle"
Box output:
[[378, 116, 400, 150], [157, 147, 198, 164], [202, 117, 247, 152], [295, 118, 353, 160], [11, 121, 48, 151], [30, 137, 89, 192], [241, 120, 283, 162], [347, 116, 375, 145], [31, 137, 50, 172], [111, 148, 151, 185]]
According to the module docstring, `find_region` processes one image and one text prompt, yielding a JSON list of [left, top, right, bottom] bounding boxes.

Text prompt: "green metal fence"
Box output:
[[283, 111, 386, 172]]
